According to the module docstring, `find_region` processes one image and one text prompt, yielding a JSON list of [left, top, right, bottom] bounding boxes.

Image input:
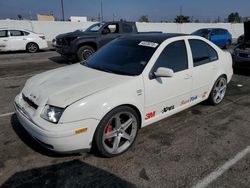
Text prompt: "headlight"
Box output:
[[41, 105, 64, 123]]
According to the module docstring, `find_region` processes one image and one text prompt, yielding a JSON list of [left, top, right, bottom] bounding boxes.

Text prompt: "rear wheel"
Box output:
[[93, 106, 139, 157], [77, 45, 95, 63], [26, 42, 39, 53], [208, 76, 227, 105]]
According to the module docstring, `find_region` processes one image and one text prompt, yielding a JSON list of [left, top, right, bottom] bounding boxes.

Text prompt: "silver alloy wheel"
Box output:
[[27, 43, 38, 53], [213, 77, 227, 104], [102, 112, 138, 155], [82, 49, 93, 60]]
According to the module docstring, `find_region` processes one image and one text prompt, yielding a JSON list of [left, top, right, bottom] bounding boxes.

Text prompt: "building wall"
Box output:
[[0, 20, 244, 41]]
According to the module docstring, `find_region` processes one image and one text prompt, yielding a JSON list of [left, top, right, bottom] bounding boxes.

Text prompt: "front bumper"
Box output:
[[14, 95, 99, 153]]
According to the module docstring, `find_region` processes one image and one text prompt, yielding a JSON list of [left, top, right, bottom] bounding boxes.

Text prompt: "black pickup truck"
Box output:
[[53, 21, 139, 62]]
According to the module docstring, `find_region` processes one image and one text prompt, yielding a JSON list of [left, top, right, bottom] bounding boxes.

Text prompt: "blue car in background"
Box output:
[[192, 28, 232, 49]]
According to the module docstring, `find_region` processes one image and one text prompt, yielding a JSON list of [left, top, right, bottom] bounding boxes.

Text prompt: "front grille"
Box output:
[[22, 94, 38, 110], [56, 38, 66, 45], [239, 53, 249, 58]]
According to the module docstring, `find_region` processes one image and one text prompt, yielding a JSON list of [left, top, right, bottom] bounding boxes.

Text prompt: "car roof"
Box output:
[[120, 33, 188, 44]]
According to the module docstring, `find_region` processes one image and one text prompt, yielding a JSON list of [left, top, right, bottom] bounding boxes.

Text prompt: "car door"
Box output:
[[99, 23, 121, 47], [188, 39, 219, 101], [143, 39, 192, 124], [0, 30, 10, 51], [8, 30, 27, 50]]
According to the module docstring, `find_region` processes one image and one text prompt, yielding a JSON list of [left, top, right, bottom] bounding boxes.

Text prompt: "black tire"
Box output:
[[93, 106, 140, 158], [77, 45, 95, 63], [208, 76, 227, 105], [26, 42, 39, 53]]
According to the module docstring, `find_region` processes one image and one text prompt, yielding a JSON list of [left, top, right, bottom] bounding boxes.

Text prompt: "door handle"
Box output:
[[3, 40, 8, 42], [184, 74, 192, 80], [23, 38, 27, 40]]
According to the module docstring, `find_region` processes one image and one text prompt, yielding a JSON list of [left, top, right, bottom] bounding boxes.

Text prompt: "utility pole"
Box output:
[[101, 0, 103, 21], [61, 0, 65, 21]]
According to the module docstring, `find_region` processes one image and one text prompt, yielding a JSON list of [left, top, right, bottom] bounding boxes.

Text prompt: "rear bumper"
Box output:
[[14, 95, 99, 153]]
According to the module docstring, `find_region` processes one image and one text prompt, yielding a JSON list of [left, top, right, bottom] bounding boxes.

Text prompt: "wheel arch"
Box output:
[[77, 41, 97, 51]]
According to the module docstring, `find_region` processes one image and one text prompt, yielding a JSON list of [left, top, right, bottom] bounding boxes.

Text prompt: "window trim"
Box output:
[[188, 39, 219, 68]]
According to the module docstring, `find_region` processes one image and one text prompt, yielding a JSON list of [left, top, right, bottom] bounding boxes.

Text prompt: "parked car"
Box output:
[[15, 33, 233, 157], [0, 28, 48, 53], [233, 21, 250, 69], [192, 28, 232, 49], [53, 21, 139, 62]]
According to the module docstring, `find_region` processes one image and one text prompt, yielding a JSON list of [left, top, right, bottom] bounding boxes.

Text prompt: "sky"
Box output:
[[0, 0, 249, 22]]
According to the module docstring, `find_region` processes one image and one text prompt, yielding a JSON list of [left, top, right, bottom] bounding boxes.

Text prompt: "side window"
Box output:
[[0, 30, 8, 38], [153, 40, 188, 73], [189, 39, 218, 67], [123, 24, 133, 33], [105, 24, 119, 33], [212, 29, 220, 35], [9, 30, 24, 36]]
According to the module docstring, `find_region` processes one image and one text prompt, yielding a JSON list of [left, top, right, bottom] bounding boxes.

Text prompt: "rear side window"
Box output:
[[153, 40, 188, 73], [0, 30, 8, 38], [9, 30, 24, 36], [189, 39, 218, 67], [123, 24, 133, 33]]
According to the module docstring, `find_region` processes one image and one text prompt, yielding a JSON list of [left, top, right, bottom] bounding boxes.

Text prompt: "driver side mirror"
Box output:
[[153, 67, 174, 78]]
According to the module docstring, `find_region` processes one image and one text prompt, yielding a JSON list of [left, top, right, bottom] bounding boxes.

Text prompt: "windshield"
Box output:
[[83, 39, 159, 76], [85, 23, 105, 32], [192, 29, 211, 36]]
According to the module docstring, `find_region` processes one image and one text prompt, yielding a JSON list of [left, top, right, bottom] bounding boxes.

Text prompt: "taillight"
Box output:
[[39, 36, 46, 40]]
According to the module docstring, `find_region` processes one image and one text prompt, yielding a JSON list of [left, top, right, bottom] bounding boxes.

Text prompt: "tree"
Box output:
[[174, 15, 190, 23], [138, 15, 149, 22], [228, 12, 241, 23]]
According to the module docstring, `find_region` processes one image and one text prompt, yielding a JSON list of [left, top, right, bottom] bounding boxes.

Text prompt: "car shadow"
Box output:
[[10, 114, 81, 158], [1, 159, 136, 188], [0, 49, 54, 55], [48, 56, 78, 65]]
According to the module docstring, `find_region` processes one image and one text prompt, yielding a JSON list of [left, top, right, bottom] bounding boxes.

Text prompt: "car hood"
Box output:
[[56, 30, 99, 39], [22, 64, 131, 108]]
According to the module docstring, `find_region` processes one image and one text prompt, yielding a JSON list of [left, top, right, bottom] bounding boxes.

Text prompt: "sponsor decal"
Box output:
[[202, 91, 208, 98], [181, 96, 198, 106], [139, 41, 159, 48], [162, 105, 175, 114], [145, 111, 156, 120]]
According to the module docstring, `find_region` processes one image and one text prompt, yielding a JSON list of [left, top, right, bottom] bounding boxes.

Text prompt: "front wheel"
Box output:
[[77, 45, 95, 63], [208, 76, 227, 105], [93, 106, 140, 157]]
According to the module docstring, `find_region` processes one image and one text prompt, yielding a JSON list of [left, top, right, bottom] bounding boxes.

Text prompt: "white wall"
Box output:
[[0, 20, 244, 41]]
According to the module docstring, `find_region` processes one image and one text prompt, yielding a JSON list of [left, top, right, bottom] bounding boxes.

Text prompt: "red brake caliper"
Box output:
[[105, 124, 113, 142]]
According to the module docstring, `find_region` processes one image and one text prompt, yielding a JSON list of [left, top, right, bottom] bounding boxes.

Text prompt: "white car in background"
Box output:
[[15, 34, 233, 157], [0, 28, 48, 53]]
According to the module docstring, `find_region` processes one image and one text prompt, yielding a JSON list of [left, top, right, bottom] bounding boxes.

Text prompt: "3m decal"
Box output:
[[202, 91, 208, 98], [139, 41, 159, 48], [145, 111, 156, 120], [162, 105, 175, 114]]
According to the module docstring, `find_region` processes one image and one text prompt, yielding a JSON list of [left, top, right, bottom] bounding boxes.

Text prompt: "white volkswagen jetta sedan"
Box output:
[[0, 28, 48, 53], [15, 34, 233, 157]]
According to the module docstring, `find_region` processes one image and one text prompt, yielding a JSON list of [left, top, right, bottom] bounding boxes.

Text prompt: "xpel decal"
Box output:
[[162, 105, 175, 114]]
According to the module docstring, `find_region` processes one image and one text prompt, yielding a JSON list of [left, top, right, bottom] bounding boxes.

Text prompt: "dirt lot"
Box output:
[[0, 50, 250, 188]]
